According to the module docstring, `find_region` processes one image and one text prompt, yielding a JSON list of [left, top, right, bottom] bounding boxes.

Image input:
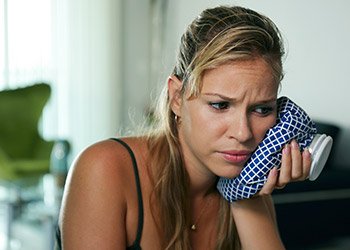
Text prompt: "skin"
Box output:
[[59, 57, 312, 249], [171, 59, 279, 187]]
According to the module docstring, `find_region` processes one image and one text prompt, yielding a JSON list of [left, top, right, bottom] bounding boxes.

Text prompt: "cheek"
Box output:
[[253, 116, 276, 142], [181, 105, 225, 141]]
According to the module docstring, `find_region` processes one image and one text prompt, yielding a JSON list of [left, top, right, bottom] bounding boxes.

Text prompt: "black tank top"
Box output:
[[54, 138, 144, 250]]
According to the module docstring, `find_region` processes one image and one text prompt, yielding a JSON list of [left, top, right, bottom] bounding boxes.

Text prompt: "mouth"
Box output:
[[219, 150, 252, 164]]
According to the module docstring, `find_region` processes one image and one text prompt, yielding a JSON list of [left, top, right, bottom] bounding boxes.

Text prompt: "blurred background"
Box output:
[[0, 0, 349, 249]]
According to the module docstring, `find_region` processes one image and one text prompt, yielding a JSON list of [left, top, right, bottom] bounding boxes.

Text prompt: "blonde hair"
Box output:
[[146, 5, 284, 249]]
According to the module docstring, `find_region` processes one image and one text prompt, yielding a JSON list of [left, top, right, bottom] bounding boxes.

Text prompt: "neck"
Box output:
[[185, 161, 218, 198], [177, 134, 218, 198]]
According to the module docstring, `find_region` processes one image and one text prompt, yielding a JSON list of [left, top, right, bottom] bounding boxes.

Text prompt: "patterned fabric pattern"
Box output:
[[217, 96, 317, 202]]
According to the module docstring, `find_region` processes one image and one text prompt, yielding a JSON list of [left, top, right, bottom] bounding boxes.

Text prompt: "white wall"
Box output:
[[161, 0, 350, 168], [53, 0, 123, 159], [53, 0, 350, 168], [53, 0, 157, 160], [119, 0, 152, 133]]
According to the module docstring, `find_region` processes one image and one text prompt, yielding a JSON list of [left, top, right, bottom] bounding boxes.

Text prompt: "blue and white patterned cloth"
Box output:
[[217, 96, 317, 202]]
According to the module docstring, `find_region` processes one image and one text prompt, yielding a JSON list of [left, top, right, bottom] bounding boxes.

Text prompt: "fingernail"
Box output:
[[282, 144, 290, 155], [291, 140, 299, 149], [272, 166, 279, 176], [303, 148, 311, 158]]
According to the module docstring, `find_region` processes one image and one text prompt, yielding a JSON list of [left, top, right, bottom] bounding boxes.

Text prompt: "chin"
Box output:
[[218, 166, 244, 179]]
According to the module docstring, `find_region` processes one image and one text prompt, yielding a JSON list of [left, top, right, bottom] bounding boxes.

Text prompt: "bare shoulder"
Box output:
[[63, 137, 148, 203], [70, 138, 136, 174], [59, 137, 148, 249]]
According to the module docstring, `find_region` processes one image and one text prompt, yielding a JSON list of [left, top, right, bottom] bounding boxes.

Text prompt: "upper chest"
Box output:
[[122, 137, 220, 249]]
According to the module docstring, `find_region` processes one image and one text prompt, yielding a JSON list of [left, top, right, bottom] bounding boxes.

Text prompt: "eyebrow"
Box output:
[[202, 93, 277, 104], [202, 93, 235, 101]]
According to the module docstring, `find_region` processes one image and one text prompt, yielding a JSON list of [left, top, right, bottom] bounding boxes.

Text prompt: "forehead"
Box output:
[[200, 58, 278, 96]]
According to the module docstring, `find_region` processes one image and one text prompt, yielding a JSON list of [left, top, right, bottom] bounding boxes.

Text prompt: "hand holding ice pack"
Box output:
[[217, 96, 333, 202]]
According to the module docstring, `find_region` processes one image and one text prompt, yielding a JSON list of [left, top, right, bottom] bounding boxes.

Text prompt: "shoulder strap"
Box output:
[[110, 138, 144, 248]]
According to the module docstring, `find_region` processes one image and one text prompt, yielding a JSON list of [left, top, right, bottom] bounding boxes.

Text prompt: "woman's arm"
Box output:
[[232, 140, 312, 249], [59, 141, 128, 249], [231, 174, 285, 250]]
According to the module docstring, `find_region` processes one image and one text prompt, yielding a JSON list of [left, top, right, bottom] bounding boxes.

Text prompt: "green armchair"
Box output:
[[0, 83, 61, 180]]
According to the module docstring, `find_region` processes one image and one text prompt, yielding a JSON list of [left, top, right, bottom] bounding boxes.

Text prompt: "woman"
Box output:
[[56, 5, 311, 250]]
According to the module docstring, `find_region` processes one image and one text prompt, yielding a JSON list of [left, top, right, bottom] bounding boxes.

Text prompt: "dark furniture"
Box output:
[[273, 121, 350, 249]]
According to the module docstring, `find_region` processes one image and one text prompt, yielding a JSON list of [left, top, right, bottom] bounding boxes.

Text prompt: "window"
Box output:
[[0, 0, 53, 90]]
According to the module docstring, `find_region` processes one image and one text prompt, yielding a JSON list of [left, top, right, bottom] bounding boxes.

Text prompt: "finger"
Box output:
[[291, 140, 303, 179], [259, 167, 278, 195], [302, 148, 312, 179], [275, 184, 286, 190], [277, 143, 291, 187]]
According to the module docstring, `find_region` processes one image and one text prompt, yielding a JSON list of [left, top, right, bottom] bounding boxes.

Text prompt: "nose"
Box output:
[[227, 112, 253, 143]]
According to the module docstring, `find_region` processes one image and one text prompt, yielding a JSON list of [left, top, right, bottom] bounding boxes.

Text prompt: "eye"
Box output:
[[209, 101, 230, 110], [254, 106, 274, 116]]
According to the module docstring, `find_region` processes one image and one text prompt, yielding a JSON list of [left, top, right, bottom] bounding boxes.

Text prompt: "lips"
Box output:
[[220, 150, 252, 164]]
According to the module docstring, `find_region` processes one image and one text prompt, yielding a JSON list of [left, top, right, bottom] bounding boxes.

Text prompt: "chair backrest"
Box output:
[[0, 83, 51, 159]]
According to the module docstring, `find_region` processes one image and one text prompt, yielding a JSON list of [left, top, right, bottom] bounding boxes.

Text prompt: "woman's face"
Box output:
[[176, 58, 279, 179]]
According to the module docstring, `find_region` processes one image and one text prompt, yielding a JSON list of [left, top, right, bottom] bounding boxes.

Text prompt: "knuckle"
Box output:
[[279, 175, 291, 184], [277, 180, 288, 187], [276, 184, 286, 189], [301, 172, 309, 180], [292, 171, 303, 179], [259, 191, 267, 196]]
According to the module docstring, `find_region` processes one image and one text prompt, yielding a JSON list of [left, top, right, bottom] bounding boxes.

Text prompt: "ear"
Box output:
[[168, 75, 183, 117]]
